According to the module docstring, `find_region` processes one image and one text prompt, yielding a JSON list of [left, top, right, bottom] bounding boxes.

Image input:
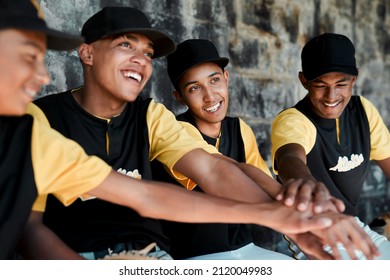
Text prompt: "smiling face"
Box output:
[[83, 32, 154, 104], [0, 29, 50, 116], [299, 71, 357, 119], [175, 62, 229, 137]]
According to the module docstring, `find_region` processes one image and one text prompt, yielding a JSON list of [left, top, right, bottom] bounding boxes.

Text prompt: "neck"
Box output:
[[72, 85, 127, 119], [196, 121, 221, 138]]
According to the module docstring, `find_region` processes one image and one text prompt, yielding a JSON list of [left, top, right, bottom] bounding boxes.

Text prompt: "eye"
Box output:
[[312, 84, 326, 88], [119, 42, 132, 48], [211, 77, 220, 83], [188, 85, 200, 93], [144, 51, 154, 59], [23, 52, 39, 65]]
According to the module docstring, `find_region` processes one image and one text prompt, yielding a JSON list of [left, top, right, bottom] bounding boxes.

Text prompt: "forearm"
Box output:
[[91, 173, 333, 237], [90, 171, 261, 223], [235, 161, 280, 200], [17, 211, 83, 260], [180, 151, 273, 203], [277, 155, 315, 183]]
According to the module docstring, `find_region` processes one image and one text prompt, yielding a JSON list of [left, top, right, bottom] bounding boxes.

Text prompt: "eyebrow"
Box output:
[[23, 40, 45, 52], [183, 71, 221, 89], [122, 34, 154, 50], [312, 77, 351, 84]]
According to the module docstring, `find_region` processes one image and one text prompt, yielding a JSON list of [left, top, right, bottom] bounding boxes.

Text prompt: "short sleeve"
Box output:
[[271, 108, 317, 174], [239, 118, 272, 177], [360, 96, 390, 160], [29, 107, 112, 207], [146, 100, 218, 189]]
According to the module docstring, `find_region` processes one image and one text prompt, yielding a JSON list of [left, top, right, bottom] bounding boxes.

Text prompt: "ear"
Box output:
[[223, 69, 229, 82], [351, 68, 359, 85], [78, 43, 93, 66], [298, 72, 309, 90], [173, 90, 185, 105]]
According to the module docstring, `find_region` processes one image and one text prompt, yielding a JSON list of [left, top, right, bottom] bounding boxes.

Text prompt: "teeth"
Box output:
[[123, 71, 142, 82], [25, 89, 37, 98], [324, 102, 339, 107], [205, 102, 221, 113]]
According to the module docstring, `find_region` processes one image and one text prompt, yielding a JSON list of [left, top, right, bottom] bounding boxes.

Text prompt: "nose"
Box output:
[[130, 50, 149, 66], [36, 61, 51, 86], [325, 86, 338, 100], [202, 87, 214, 101]]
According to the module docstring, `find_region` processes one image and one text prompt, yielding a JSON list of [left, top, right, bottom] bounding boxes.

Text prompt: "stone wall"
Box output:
[[37, 0, 390, 249]]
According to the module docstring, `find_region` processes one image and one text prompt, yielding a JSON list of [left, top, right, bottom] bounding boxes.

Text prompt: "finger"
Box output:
[[281, 179, 301, 206], [295, 183, 313, 211], [275, 179, 295, 201], [332, 229, 358, 260], [323, 229, 344, 260], [345, 220, 380, 259], [312, 183, 330, 213], [331, 197, 346, 213]]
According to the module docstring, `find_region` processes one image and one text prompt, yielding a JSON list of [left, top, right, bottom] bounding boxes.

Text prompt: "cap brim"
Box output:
[[44, 28, 84, 50], [304, 65, 358, 81], [173, 57, 229, 87], [42, 29, 83, 50], [101, 28, 176, 58]]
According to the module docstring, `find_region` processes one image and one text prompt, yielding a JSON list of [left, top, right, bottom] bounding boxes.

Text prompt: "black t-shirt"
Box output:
[[0, 116, 37, 259], [35, 91, 170, 252], [153, 110, 252, 259]]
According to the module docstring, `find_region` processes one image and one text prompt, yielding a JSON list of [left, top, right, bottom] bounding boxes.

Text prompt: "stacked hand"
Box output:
[[273, 178, 379, 260]]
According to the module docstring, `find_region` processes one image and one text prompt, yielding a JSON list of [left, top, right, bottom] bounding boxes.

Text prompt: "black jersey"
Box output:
[[294, 96, 371, 215], [154, 110, 252, 259], [34, 91, 170, 252], [0, 116, 37, 259]]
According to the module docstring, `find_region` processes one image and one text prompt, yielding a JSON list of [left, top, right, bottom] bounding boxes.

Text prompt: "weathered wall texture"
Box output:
[[37, 0, 390, 248]]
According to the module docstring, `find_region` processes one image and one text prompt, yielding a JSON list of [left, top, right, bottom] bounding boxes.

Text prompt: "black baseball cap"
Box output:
[[81, 6, 176, 59], [0, 0, 83, 50], [167, 39, 229, 89], [301, 33, 358, 81]]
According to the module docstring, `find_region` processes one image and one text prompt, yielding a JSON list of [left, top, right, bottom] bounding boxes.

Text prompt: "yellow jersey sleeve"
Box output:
[[271, 108, 317, 174], [239, 118, 272, 177], [146, 100, 218, 189], [360, 96, 390, 160], [28, 104, 112, 211]]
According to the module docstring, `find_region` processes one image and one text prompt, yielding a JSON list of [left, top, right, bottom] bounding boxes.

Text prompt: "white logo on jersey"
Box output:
[[329, 154, 364, 172], [79, 168, 142, 201]]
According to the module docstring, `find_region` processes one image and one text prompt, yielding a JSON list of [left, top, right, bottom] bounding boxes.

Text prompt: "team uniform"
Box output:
[[153, 110, 291, 260], [272, 95, 390, 259], [0, 104, 111, 259], [33, 90, 217, 259]]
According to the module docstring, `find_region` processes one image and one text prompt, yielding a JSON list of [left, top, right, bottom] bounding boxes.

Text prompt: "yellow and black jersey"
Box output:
[[33, 91, 216, 253], [156, 109, 271, 259], [0, 104, 111, 259], [272, 95, 390, 215]]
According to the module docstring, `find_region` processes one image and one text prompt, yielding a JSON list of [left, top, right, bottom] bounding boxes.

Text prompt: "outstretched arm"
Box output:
[[93, 173, 378, 260], [175, 147, 342, 213], [19, 170, 335, 259]]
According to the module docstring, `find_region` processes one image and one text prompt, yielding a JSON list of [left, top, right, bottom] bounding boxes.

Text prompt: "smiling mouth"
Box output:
[[25, 89, 37, 98], [123, 71, 142, 83], [205, 102, 221, 113], [323, 101, 341, 107]]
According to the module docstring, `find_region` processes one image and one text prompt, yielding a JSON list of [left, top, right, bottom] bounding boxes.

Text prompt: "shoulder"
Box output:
[[26, 103, 50, 126]]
